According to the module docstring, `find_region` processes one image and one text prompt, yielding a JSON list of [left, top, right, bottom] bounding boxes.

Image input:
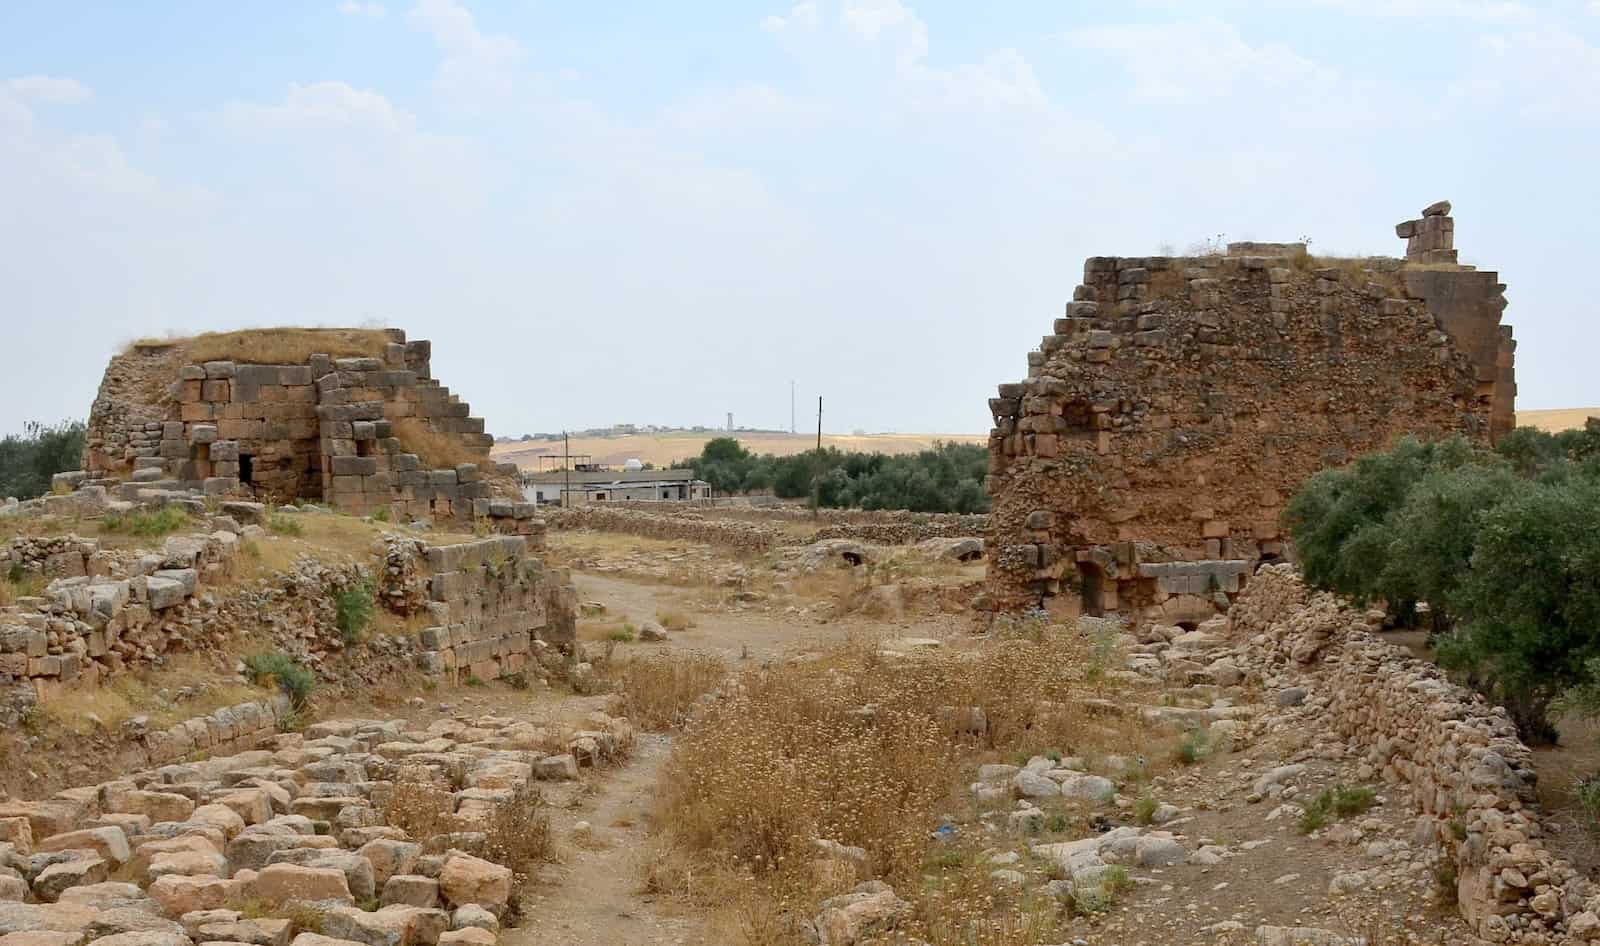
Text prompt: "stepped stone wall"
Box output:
[[984, 203, 1514, 616]]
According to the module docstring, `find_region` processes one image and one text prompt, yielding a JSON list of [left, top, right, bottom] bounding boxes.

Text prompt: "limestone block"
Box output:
[[251, 864, 352, 907], [37, 828, 130, 868], [437, 855, 509, 912], [33, 858, 108, 903]]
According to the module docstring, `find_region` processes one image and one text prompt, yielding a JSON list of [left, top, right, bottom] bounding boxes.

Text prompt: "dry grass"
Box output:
[[392, 417, 484, 471], [0, 570, 46, 606], [602, 652, 726, 731], [648, 631, 1169, 945], [36, 651, 267, 734], [656, 608, 695, 631], [129, 327, 389, 365], [381, 777, 552, 919]]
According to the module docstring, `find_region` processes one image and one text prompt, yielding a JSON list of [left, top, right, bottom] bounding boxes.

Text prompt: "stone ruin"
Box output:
[[984, 202, 1515, 620], [77, 328, 540, 534]]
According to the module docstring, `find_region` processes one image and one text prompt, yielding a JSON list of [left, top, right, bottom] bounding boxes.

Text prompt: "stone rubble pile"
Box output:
[[0, 708, 633, 946]]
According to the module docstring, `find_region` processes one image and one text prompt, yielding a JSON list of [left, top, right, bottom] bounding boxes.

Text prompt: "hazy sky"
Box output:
[[2, 0, 1596, 439]]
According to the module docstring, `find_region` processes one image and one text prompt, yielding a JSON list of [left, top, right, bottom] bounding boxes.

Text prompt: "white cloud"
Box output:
[[762, 1, 819, 32], [841, 0, 928, 64], [1310, 0, 1531, 19], [6, 75, 92, 105], [337, 1, 386, 17], [1479, 27, 1600, 122], [1068, 19, 1333, 105], [661, 83, 827, 131], [223, 81, 410, 132], [406, 0, 523, 102]]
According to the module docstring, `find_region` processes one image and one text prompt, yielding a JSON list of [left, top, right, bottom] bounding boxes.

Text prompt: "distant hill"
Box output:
[[1516, 409, 1599, 433], [490, 431, 987, 469]]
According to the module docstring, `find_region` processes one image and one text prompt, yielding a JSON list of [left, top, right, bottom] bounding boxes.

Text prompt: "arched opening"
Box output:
[[841, 551, 864, 566]]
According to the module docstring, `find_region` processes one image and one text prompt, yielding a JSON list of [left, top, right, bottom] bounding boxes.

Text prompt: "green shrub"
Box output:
[[102, 505, 190, 538], [679, 438, 990, 513], [1574, 776, 1600, 830], [0, 420, 85, 501], [1133, 796, 1159, 826], [1286, 432, 1600, 744], [267, 513, 304, 537], [333, 582, 374, 644], [607, 624, 636, 643], [370, 507, 391, 523], [1175, 729, 1211, 765], [244, 651, 317, 709], [1298, 784, 1375, 834]]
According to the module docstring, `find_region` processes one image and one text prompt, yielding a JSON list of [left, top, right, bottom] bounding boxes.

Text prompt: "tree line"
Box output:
[[0, 420, 85, 501], [1285, 422, 1600, 743], [678, 438, 990, 514]]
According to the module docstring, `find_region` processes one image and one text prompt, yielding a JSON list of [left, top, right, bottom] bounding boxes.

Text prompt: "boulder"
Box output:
[[37, 828, 130, 867], [812, 881, 910, 946], [436, 856, 509, 912], [193, 919, 291, 946], [356, 841, 420, 890], [380, 876, 439, 909], [252, 864, 352, 907], [32, 858, 108, 903], [148, 876, 234, 917]]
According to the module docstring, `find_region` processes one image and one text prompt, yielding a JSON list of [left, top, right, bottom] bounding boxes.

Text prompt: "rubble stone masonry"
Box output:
[[984, 203, 1515, 616]]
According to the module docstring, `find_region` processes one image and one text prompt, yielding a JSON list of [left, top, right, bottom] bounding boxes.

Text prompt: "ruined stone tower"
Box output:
[[983, 203, 1514, 620], [80, 327, 542, 532]]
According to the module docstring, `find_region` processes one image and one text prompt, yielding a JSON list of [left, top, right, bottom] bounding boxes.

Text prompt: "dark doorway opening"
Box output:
[[1078, 562, 1104, 617], [239, 454, 255, 484]]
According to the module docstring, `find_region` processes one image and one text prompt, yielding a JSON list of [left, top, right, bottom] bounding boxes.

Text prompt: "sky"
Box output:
[[1, 0, 1597, 439]]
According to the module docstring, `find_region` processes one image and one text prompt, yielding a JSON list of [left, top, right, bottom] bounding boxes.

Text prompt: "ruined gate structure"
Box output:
[[983, 202, 1515, 621]]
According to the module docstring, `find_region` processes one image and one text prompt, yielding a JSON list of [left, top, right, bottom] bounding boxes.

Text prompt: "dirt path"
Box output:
[[572, 570, 958, 660], [510, 733, 706, 946]]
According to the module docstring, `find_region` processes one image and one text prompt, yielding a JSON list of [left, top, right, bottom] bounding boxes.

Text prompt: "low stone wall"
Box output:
[[137, 695, 291, 766], [383, 536, 576, 683], [1227, 566, 1598, 943], [543, 506, 787, 553], [544, 504, 987, 552]]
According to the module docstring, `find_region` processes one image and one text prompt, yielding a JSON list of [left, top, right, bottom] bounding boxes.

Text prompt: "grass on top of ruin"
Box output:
[[127, 327, 391, 365], [392, 417, 485, 472], [643, 627, 1179, 946]]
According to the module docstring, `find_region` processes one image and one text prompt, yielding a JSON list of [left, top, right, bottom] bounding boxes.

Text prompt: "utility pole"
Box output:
[[562, 431, 570, 508], [790, 380, 796, 435], [809, 396, 823, 515]]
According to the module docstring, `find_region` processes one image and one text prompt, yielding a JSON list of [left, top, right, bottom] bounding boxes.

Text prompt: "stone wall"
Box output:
[[381, 535, 576, 684], [984, 204, 1513, 613], [1227, 567, 1599, 943], [544, 504, 988, 553], [2, 517, 577, 718], [543, 505, 788, 553], [136, 695, 291, 767]]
